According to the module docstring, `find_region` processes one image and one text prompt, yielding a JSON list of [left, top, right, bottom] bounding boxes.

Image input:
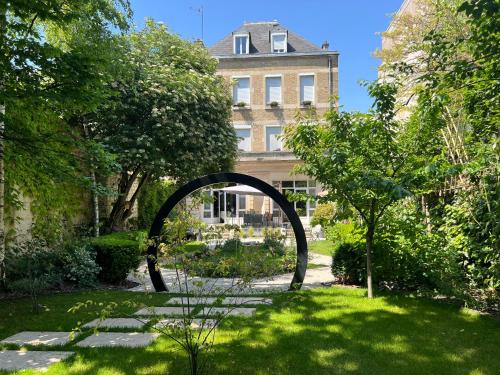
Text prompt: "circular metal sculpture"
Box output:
[[147, 172, 308, 292]]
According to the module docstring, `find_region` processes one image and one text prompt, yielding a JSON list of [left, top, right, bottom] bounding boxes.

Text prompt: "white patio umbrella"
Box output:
[[214, 185, 265, 196]]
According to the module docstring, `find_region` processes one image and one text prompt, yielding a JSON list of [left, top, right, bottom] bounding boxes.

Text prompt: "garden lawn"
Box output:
[[0, 288, 499, 374], [309, 240, 336, 256]]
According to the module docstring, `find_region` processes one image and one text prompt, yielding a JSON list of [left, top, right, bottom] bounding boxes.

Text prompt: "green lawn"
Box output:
[[1, 288, 499, 374], [309, 240, 336, 256]]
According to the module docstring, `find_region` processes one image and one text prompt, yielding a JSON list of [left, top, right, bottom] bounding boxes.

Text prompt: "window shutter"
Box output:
[[300, 75, 314, 103], [233, 78, 250, 104], [266, 77, 282, 103]]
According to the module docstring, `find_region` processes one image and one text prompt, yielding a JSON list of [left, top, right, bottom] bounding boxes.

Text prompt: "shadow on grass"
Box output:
[[202, 288, 500, 375], [1, 288, 499, 374]]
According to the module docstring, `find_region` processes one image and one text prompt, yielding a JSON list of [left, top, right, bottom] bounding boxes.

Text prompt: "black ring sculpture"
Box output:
[[147, 172, 308, 292]]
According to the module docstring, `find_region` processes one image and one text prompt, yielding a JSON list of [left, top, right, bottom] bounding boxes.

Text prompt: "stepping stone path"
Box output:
[[0, 350, 74, 372], [0, 295, 269, 371], [1, 332, 77, 347], [76, 332, 159, 348], [83, 318, 149, 329]]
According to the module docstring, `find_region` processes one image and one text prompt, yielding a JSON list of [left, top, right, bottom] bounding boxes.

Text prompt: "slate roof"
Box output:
[[209, 21, 329, 57]]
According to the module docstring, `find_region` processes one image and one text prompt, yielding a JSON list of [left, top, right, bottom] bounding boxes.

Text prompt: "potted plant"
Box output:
[[234, 101, 247, 108], [269, 101, 279, 108], [302, 100, 312, 107]]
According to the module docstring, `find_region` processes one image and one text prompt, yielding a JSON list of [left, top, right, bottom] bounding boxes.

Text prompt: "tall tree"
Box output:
[[89, 21, 238, 232], [0, 1, 131, 279], [283, 82, 427, 298]]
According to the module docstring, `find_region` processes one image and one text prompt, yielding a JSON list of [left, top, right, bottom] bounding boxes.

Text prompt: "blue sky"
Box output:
[[129, 0, 403, 112]]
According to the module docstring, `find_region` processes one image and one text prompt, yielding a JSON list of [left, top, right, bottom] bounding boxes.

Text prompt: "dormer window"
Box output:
[[271, 33, 287, 53], [234, 34, 249, 54]]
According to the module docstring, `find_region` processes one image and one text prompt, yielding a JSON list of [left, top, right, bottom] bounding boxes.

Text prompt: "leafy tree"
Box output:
[[283, 82, 426, 298], [0, 1, 131, 280], [88, 21, 237, 232], [375, 0, 499, 306]]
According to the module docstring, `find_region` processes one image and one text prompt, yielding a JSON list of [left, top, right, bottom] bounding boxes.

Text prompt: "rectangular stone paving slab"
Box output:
[[76, 332, 159, 348], [223, 297, 272, 305], [0, 350, 74, 372], [1, 332, 77, 347], [166, 296, 272, 305], [166, 297, 219, 305], [134, 306, 195, 316], [154, 318, 217, 330], [201, 307, 256, 316], [83, 318, 149, 329]]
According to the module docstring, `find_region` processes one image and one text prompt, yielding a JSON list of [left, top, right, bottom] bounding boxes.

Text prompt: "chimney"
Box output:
[[321, 40, 329, 50]]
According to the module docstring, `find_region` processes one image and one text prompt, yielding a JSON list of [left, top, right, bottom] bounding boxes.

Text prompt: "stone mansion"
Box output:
[[194, 21, 339, 226]]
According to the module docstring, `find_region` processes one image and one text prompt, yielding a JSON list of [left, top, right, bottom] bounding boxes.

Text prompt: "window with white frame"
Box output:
[[272, 180, 317, 219], [232, 77, 250, 105], [235, 126, 251, 152], [300, 74, 315, 104], [234, 34, 249, 54], [271, 33, 287, 53], [266, 126, 282, 152], [265, 76, 282, 104]]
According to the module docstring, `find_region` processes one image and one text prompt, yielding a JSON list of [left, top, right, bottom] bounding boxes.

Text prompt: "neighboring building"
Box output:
[[196, 21, 339, 226], [379, 0, 424, 119]]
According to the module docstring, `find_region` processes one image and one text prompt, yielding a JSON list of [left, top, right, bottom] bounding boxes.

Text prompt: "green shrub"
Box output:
[[61, 242, 100, 288], [310, 202, 336, 227], [331, 242, 366, 285], [180, 241, 208, 255], [221, 238, 242, 253], [5, 238, 62, 313], [138, 180, 175, 229], [91, 235, 141, 283], [325, 221, 362, 246], [262, 229, 286, 257]]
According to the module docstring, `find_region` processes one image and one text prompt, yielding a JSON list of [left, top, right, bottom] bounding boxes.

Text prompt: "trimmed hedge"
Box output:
[[91, 233, 143, 284]]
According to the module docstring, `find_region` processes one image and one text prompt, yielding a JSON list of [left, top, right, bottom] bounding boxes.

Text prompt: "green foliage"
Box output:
[[284, 80, 426, 297], [61, 242, 100, 288], [310, 202, 336, 227], [221, 238, 242, 253], [4, 239, 62, 313], [1, 1, 131, 240], [331, 243, 366, 285], [91, 236, 141, 283], [138, 180, 175, 229], [262, 229, 286, 257], [440, 190, 499, 307], [91, 20, 238, 231], [325, 221, 363, 246], [247, 226, 255, 238], [188, 244, 296, 279], [180, 241, 208, 255]]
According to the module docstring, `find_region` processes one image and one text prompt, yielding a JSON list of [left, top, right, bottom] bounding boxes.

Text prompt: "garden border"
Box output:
[[146, 172, 308, 291]]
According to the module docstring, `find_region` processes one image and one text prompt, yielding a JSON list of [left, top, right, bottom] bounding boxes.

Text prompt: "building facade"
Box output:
[[197, 21, 338, 226]]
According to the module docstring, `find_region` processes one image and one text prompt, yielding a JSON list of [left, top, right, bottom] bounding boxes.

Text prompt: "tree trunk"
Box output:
[[90, 169, 100, 237], [0, 103, 5, 283], [0, 0, 7, 284], [82, 124, 100, 237], [421, 195, 432, 233], [366, 200, 376, 299], [104, 170, 148, 232], [189, 350, 198, 375]]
